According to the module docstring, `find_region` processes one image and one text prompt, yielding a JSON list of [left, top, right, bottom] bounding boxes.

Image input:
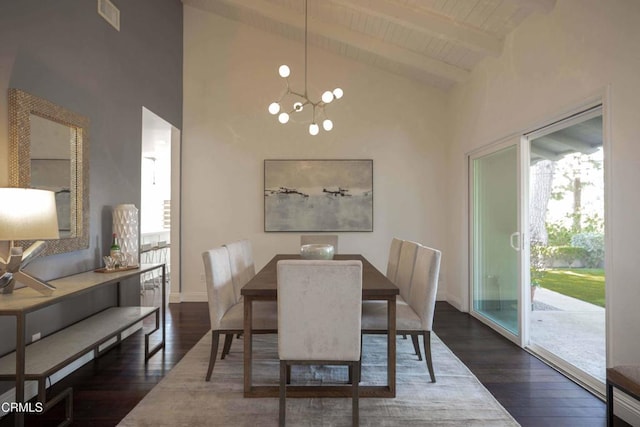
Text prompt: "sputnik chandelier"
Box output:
[[268, 0, 343, 135]]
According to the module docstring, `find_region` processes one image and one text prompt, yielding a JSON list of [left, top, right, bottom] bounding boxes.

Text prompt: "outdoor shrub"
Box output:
[[571, 233, 605, 268], [546, 222, 573, 246], [547, 246, 587, 266]]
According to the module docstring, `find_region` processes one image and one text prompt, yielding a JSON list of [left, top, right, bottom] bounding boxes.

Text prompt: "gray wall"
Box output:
[[0, 0, 183, 376]]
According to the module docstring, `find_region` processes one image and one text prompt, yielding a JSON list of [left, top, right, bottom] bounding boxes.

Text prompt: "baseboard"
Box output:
[[178, 291, 208, 302], [445, 293, 465, 311], [614, 389, 640, 426], [0, 322, 142, 417], [169, 292, 182, 304]]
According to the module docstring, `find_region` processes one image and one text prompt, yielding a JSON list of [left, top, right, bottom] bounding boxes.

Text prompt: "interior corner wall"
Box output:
[[446, 0, 640, 370], [0, 0, 182, 357], [182, 6, 450, 301]]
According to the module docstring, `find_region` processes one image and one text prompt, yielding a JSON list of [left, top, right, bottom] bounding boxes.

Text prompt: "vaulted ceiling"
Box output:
[[182, 0, 557, 90]]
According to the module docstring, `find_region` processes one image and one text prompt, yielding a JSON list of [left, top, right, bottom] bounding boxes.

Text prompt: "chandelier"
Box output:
[[268, 0, 343, 135]]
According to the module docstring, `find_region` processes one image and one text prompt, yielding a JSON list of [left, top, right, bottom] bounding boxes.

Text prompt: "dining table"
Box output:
[[241, 254, 399, 398]]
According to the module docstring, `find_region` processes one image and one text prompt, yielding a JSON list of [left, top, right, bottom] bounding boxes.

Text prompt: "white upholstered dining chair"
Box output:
[[386, 237, 403, 283], [300, 234, 339, 253], [202, 246, 277, 381], [406, 245, 441, 382], [361, 243, 441, 382], [222, 239, 259, 355], [224, 239, 256, 302], [277, 260, 362, 426]]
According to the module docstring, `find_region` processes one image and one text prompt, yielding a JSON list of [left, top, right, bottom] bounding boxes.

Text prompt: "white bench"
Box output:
[[0, 306, 160, 426]]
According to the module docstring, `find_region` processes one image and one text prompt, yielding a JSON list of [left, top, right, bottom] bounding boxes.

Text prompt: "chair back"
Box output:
[[277, 260, 362, 361], [408, 245, 441, 331], [202, 246, 237, 330], [396, 240, 419, 302], [300, 234, 339, 253], [225, 239, 256, 302], [386, 238, 403, 283]]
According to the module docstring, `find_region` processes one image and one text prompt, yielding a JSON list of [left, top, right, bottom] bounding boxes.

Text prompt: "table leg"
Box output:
[[243, 296, 253, 396], [387, 296, 396, 397], [161, 264, 166, 347], [15, 313, 25, 427]]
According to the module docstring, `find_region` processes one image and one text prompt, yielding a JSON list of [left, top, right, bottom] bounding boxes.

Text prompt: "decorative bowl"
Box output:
[[300, 244, 335, 260]]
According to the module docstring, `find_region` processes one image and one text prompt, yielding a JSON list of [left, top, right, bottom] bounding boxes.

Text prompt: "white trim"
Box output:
[[178, 291, 208, 302]]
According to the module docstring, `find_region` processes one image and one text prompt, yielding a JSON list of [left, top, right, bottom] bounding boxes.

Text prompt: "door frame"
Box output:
[[465, 92, 610, 397]]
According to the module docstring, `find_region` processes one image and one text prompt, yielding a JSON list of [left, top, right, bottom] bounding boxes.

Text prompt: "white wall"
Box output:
[[446, 0, 640, 372], [182, 6, 450, 301]]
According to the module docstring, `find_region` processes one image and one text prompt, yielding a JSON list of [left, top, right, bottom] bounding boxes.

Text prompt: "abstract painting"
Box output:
[[264, 159, 373, 232]]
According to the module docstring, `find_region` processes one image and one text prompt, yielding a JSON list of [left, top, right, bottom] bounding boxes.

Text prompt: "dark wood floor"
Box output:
[[1, 301, 630, 426]]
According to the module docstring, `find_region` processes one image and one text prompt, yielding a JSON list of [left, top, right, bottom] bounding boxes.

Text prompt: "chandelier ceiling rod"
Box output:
[[304, 0, 308, 98]]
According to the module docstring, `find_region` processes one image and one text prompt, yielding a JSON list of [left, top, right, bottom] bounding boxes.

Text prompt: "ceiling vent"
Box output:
[[98, 0, 120, 31]]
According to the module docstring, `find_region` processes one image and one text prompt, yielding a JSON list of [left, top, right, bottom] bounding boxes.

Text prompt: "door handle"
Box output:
[[510, 232, 521, 251]]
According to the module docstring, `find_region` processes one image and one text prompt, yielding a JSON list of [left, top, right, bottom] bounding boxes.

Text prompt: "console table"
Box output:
[[0, 263, 166, 427]]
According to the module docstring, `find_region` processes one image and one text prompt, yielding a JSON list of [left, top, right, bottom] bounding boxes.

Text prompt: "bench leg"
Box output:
[[607, 381, 614, 427]]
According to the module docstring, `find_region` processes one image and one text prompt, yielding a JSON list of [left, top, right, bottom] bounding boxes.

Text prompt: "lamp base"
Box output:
[[0, 243, 56, 296]]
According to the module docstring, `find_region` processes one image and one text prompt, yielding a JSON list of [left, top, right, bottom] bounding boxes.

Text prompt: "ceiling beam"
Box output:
[[185, 0, 470, 84], [327, 0, 503, 57]]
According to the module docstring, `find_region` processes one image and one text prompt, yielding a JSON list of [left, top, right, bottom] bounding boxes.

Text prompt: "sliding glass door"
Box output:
[[470, 140, 521, 340], [469, 105, 605, 393]]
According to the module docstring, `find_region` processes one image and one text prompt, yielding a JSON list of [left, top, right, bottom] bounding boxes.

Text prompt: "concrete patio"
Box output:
[[530, 287, 606, 382]]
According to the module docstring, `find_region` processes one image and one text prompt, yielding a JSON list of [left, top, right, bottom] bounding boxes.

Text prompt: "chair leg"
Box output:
[[221, 334, 233, 359], [411, 334, 422, 361], [286, 365, 292, 384], [280, 361, 287, 427], [423, 331, 436, 383], [206, 331, 220, 381], [352, 360, 360, 426]]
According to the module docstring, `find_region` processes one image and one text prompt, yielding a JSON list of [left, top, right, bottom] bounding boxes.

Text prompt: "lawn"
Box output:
[[537, 268, 605, 307]]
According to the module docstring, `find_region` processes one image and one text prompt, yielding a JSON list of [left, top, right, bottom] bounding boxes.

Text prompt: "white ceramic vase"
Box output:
[[113, 204, 139, 267]]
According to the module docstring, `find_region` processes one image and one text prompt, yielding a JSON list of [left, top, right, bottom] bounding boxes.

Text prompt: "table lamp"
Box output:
[[0, 188, 59, 296]]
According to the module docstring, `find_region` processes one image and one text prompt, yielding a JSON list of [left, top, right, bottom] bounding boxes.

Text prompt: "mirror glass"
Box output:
[[8, 89, 89, 255], [30, 114, 74, 237]]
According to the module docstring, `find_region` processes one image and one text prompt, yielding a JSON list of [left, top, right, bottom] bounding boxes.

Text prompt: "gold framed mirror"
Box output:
[[8, 89, 89, 255]]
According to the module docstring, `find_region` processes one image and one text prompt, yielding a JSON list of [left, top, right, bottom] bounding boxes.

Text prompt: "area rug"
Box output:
[[119, 332, 519, 426]]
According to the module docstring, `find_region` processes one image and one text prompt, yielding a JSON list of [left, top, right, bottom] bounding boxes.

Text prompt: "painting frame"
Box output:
[[264, 159, 373, 232]]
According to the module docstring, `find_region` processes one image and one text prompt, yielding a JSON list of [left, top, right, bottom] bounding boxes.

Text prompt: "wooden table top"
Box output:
[[241, 254, 398, 298]]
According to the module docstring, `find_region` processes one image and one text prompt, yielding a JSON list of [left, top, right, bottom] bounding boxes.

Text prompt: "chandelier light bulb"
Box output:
[[293, 102, 304, 112], [309, 123, 319, 135], [278, 112, 290, 124], [333, 88, 344, 99], [278, 65, 290, 78], [321, 91, 334, 103], [322, 119, 333, 131], [268, 102, 280, 115]]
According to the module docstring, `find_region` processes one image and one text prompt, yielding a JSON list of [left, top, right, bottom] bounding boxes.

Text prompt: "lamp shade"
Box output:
[[0, 188, 59, 240]]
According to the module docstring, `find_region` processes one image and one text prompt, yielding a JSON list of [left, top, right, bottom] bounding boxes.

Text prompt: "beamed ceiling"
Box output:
[[182, 0, 557, 90]]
